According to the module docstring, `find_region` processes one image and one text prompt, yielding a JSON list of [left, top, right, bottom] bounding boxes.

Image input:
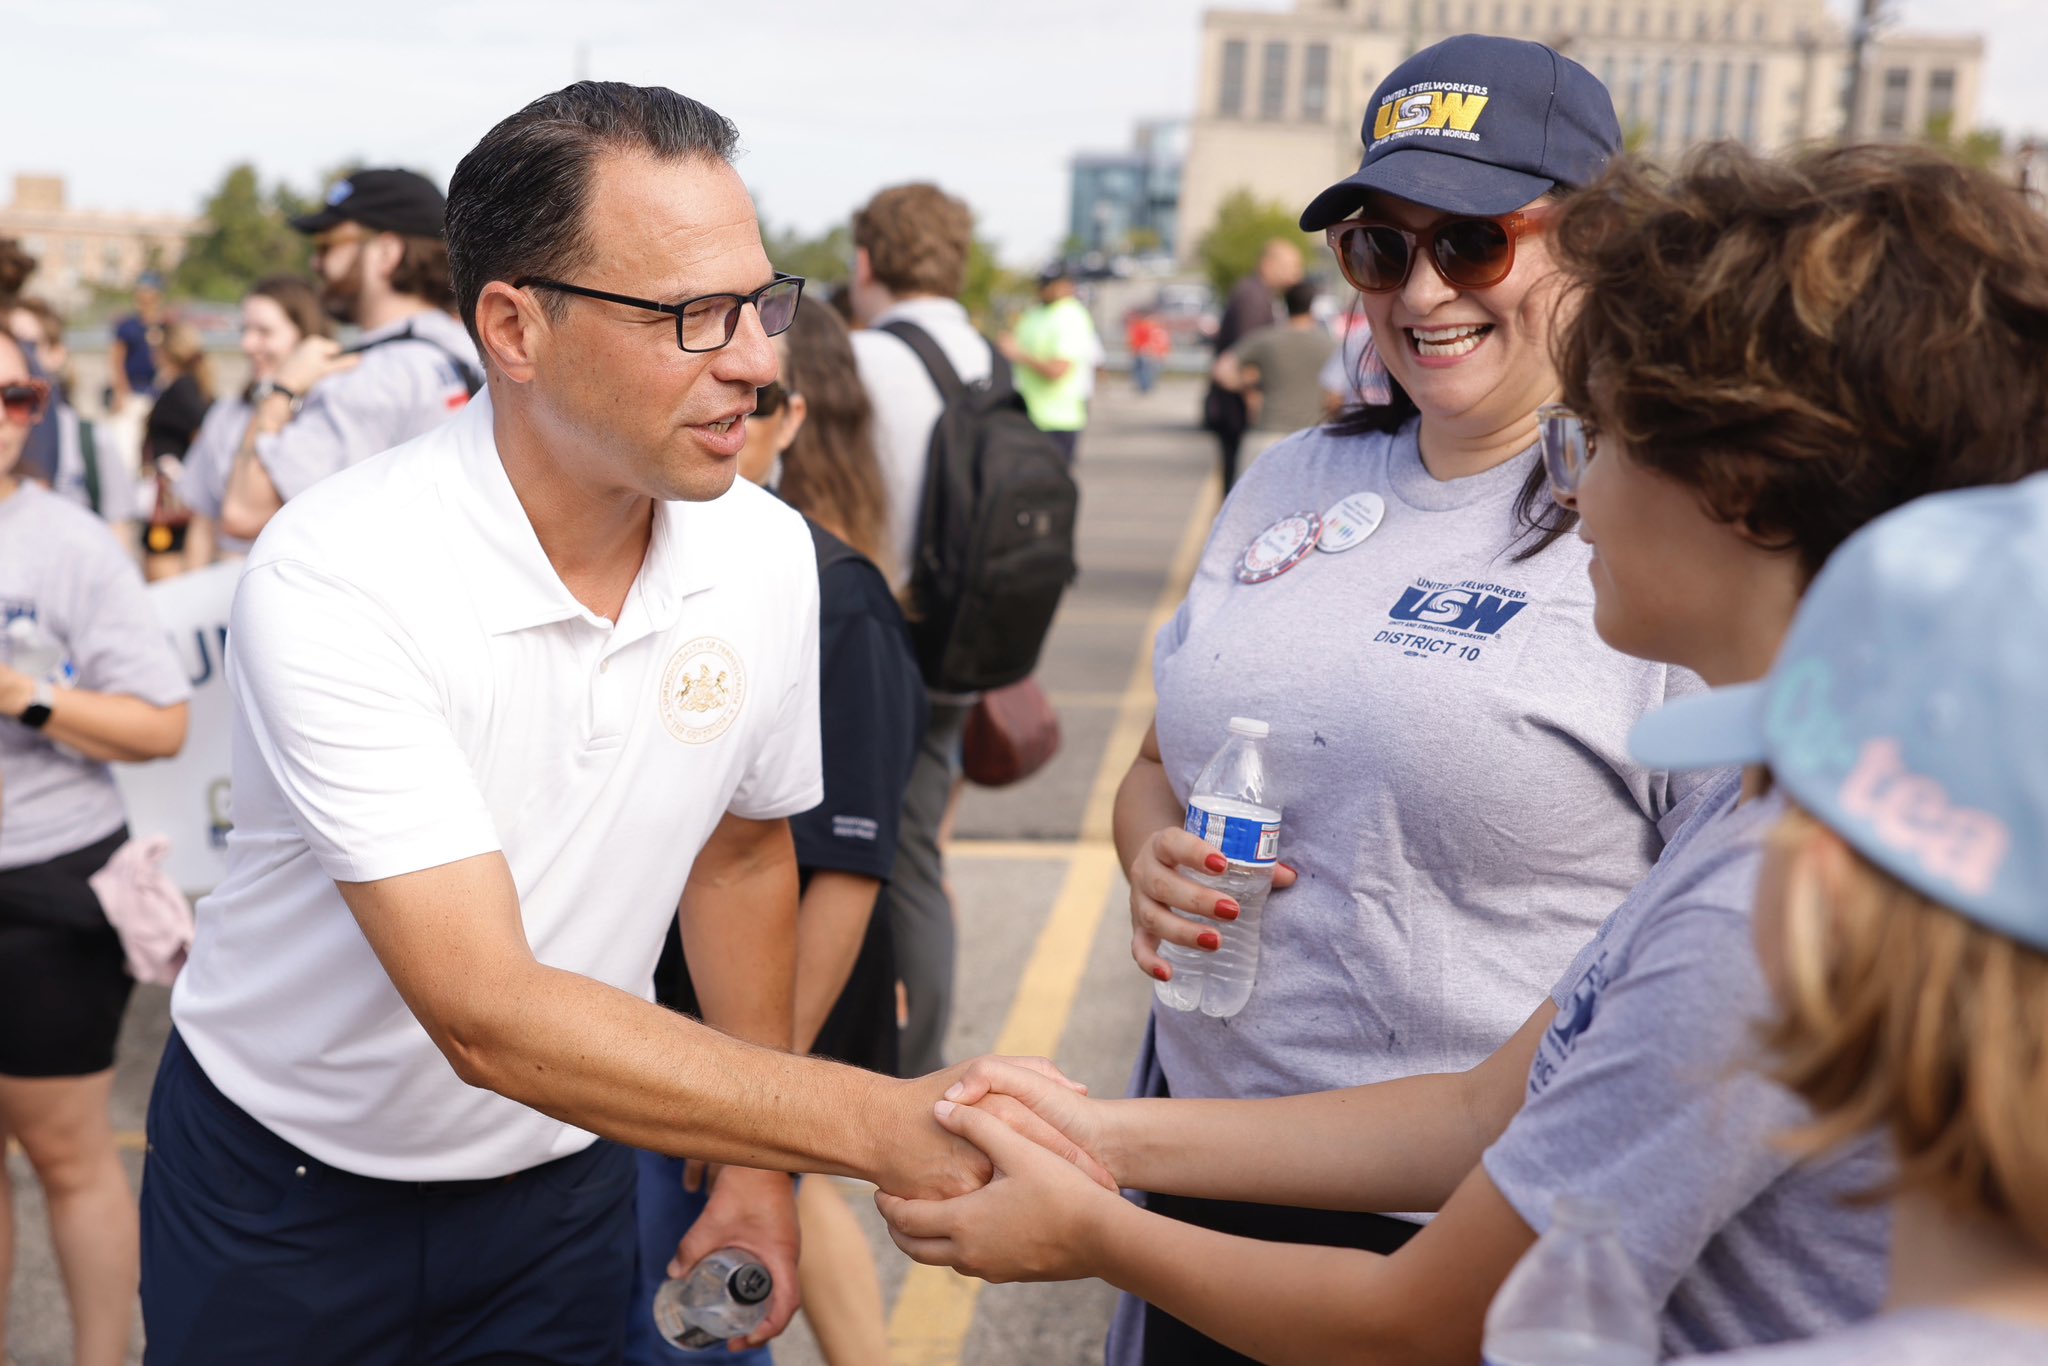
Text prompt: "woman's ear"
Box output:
[[776, 394, 809, 455]]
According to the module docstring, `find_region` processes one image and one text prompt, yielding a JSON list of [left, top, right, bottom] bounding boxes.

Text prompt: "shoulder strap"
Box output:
[[875, 319, 1018, 400], [347, 322, 484, 397], [77, 415, 102, 515], [877, 320, 965, 399]]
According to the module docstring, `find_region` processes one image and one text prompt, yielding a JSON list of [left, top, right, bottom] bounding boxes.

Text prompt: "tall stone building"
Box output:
[[1178, 0, 1984, 262], [0, 175, 198, 310]]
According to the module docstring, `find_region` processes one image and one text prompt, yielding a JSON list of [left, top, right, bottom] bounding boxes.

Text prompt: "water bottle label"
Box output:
[[1185, 804, 1280, 865]]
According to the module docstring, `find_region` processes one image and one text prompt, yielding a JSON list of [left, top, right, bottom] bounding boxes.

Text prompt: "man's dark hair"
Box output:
[[445, 81, 740, 347], [1282, 281, 1318, 318]]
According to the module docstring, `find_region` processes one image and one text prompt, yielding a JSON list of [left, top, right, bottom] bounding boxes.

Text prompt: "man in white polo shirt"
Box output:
[[140, 83, 1014, 1366]]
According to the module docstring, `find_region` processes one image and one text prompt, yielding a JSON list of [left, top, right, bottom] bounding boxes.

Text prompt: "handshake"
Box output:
[[874, 1056, 1135, 1286]]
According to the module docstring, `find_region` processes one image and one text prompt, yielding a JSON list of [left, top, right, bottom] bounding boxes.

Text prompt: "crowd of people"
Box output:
[[0, 28, 2045, 1366]]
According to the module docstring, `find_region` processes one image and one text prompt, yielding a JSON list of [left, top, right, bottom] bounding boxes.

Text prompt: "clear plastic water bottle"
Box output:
[[651, 1247, 773, 1351], [1483, 1196, 1658, 1366], [1155, 717, 1281, 1020], [1, 614, 74, 685]]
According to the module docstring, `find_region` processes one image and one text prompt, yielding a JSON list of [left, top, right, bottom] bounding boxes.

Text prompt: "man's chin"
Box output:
[[657, 461, 741, 504]]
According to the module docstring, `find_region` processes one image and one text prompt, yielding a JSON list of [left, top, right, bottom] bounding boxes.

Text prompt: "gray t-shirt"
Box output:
[[0, 483, 191, 868], [1232, 324, 1338, 432], [1484, 774, 1891, 1355], [1150, 421, 1713, 1103], [256, 310, 479, 503], [1683, 1308, 2048, 1364], [176, 393, 255, 554]]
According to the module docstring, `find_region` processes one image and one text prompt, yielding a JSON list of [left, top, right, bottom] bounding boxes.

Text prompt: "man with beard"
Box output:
[[220, 169, 480, 540]]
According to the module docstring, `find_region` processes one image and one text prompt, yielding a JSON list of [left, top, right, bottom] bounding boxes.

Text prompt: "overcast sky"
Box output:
[[6, 0, 2042, 263]]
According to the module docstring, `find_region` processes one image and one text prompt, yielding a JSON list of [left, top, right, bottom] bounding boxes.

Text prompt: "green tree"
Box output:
[[761, 217, 854, 286], [961, 234, 1025, 331], [1922, 112, 2006, 172], [1195, 189, 1320, 296], [174, 163, 311, 301]]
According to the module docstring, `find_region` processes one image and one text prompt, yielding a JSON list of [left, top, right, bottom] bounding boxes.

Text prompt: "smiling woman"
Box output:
[[1079, 32, 1719, 1366]]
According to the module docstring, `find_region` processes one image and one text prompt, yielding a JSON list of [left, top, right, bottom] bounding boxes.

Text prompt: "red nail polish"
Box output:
[[1205, 853, 1228, 874], [1153, 965, 1171, 982], [1197, 931, 1221, 951], [1215, 900, 1240, 920]]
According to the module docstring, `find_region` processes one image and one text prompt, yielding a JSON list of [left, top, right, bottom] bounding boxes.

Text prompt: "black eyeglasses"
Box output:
[[1326, 208, 1552, 294], [516, 273, 805, 353], [756, 380, 793, 416]]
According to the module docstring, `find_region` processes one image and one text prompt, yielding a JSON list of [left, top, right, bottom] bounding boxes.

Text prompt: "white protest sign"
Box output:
[[114, 560, 239, 897]]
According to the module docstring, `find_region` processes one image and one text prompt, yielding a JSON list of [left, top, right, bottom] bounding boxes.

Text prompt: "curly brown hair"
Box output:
[[852, 183, 974, 299], [1555, 142, 2048, 578], [779, 301, 894, 578]]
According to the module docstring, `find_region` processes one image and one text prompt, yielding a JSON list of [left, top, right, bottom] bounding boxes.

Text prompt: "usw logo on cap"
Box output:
[[1372, 83, 1491, 145]]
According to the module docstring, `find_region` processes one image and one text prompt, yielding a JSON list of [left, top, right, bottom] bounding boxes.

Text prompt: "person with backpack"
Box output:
[[847, 183, 1078, 1078], [219, 169, 481, 542]]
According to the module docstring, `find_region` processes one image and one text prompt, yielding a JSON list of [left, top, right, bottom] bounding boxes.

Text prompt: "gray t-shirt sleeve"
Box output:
[[256, 391, 365, 503], [63, 525, 190, 707], [1484, 899, 1800, 1306]]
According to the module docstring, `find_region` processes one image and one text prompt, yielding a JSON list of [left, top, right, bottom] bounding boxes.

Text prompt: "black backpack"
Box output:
[[879, 320, 1079, 694]]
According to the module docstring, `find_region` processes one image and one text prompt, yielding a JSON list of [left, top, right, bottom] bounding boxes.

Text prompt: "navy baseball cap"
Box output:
[[1631, 474, 2048, 953], [291, 169, 448, 238], [1300, 34, 1622, 230]]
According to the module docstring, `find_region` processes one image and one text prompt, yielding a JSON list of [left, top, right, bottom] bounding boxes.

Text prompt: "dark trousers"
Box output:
[[140, 1031, 637, 1366], [1045, 428, 1080, 464]]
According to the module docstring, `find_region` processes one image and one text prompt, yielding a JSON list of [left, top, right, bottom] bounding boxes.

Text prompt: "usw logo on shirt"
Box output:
[[1371, 576, 1531, 666]]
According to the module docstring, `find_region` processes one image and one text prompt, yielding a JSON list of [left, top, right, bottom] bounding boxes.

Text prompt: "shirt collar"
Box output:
[[437, 392, 719, 637], [872, 296, 971, 331]]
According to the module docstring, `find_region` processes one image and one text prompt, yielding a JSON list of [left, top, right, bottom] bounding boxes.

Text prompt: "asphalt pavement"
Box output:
[[3, 375, 1221, 1366]]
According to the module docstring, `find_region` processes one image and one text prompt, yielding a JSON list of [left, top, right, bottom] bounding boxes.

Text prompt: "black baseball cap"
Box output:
[[1299, 34, 1622, 231], [291, 169, 448, 237]]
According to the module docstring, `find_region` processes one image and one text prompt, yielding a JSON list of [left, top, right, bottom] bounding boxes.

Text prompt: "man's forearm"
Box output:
[[678, 822, 799, 1054], [458, 961, 893, 1176]]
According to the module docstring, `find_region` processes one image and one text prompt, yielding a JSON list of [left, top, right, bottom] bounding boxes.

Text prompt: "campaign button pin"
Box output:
[[1316, 492, 1386, 554], [1237, 511, 1322, 584]]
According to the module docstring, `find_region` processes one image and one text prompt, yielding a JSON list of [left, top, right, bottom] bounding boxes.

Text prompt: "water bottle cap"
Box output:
[[1550, 1194, 1620, 1232], [728, 1263, 773, 1306], [1227, 717, 1270, 739]]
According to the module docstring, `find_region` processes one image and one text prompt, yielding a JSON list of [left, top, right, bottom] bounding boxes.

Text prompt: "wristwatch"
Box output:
[[18, 680, 53, 730], [250, 379, 303, 415]]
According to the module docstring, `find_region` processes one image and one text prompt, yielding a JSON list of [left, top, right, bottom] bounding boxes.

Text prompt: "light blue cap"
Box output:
[[1630, 473, 2048, 952]]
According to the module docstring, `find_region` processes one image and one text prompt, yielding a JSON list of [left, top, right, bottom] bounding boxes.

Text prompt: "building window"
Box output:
[[1437, 0, 1451, 29], [1683, 59, 1702, 141], [1928, 67, 1958, 124], [1523, 4, 1536, 29], [1636, 8, 1648, 34], [1303, 42, 1331, 120], [1712, 59, 1731, 137], [1879, 67, 1912, 137], [1752, 9, 1767, 38], [1625, 57, 1644, 123], [1654, 58, 1674, 151], [1219, 40, 1247, 117], [1665, 7, 1677, 35], [1467, 0, 1481, 25], [1741, 60, 1762, 145], [1259, 40, 1289, 120]]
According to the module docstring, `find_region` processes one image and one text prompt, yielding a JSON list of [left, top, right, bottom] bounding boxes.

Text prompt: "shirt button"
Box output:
[[599, 658, 610, 674]]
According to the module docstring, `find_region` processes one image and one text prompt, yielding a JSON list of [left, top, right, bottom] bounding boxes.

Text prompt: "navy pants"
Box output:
[[140, 1031, 637, 1365]]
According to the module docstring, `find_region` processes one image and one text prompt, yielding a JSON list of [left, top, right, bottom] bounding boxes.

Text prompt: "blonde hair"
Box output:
[[1763, 802, 2048, 1251], [159, 323, 214, 402]]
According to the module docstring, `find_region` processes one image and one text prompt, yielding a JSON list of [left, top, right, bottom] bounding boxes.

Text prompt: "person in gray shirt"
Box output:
[[865, 141, 2048, 1366], [219, 169, 479, 542], [0, 326, 189, 1365], [1645, 475, 2048, 1366]]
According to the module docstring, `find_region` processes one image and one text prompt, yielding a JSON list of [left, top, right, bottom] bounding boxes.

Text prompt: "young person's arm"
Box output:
[[792, 870, 883, 1054], [881, 1099, 1538, 1366], [946, 997, 1553, 1214]]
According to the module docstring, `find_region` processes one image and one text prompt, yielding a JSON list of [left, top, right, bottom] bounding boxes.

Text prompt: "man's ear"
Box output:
[[475, 281, 543, 384], [853, 247, 874, 290], [366, 232, 405, 287]]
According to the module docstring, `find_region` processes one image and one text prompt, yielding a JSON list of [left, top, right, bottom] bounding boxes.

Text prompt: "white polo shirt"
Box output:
[[171, 393, 823, 1181]]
